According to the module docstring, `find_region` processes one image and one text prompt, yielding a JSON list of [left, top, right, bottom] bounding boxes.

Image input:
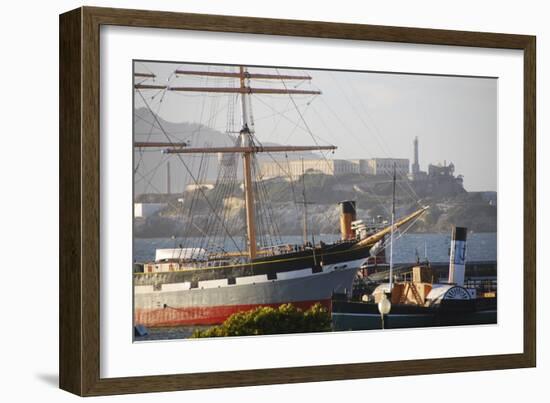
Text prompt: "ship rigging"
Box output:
[[132, 63, 429, 327]]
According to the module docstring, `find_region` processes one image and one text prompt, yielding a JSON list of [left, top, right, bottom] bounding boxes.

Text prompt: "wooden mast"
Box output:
[[239, 66, 257, 259], [134, 84, 321, 95], [134, 72, 156, 78], [242, 147, 256, 258], [134, 141, 188, 148], [175, 70, 312, 80], [160, 144, 336, 154], [355, 206, 429, 247], [135, 66, 331, 260]]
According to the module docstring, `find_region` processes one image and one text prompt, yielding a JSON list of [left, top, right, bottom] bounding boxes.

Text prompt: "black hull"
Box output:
[[332, 298, 497, 331], [135, 240, 370, 286]]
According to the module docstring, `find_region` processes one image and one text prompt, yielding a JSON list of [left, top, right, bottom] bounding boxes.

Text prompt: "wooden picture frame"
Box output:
[[59, 6, 536, 396]]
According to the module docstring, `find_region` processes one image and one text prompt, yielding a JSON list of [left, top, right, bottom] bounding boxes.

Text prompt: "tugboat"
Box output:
[[332, 226, 497, 331]]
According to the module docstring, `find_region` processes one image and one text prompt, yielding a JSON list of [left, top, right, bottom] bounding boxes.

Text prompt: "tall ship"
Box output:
[[133, 65, 428, 327]]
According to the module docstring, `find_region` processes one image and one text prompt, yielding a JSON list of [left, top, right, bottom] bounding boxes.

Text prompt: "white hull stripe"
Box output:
[[135, 258, 367, 293]]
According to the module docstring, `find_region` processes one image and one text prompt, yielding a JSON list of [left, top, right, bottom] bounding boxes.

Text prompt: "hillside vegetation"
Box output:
[[191, 303, 331, 338], [135, 173, 496, 237]]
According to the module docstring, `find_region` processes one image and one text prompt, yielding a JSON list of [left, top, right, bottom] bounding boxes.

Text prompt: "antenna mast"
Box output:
[[301, 158, 308, 243], [389, 163, 396, 292], [166, 161, 171, 194]]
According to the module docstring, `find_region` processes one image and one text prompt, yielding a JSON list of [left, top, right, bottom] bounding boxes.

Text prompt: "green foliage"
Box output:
[[191, 303, 332, 338]]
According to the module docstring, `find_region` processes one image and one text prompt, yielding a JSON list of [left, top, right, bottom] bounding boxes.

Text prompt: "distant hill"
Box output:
[[134, 172, 496, 237], [134, 107, 233, 195], [134, 107, 321, 195]]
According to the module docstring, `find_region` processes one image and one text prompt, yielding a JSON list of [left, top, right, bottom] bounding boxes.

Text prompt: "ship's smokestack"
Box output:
[[448, 226, 467, 286], [339, 200, 356, 240]]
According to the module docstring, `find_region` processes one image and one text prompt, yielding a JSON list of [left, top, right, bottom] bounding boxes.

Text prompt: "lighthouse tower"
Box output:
[[412, 136, 420, 180]]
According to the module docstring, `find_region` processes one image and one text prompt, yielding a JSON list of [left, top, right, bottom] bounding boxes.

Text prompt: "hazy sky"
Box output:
[[134, 61, 497, 191]]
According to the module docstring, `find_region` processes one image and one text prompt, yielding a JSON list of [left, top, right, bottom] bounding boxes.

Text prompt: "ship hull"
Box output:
[[331, 299, 497, 331], [135, 262, 360, 326]]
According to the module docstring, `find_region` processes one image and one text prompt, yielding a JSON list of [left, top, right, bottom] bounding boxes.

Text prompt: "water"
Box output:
[[135, 326, 209, 341], [133, 232, 496, 341], [133, 232, 497, 263]]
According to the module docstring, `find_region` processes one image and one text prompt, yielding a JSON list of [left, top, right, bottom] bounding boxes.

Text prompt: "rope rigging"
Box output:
[[328, 72, 424, 206], [134, 64, 429, 263], [136, 90, 243, 255]]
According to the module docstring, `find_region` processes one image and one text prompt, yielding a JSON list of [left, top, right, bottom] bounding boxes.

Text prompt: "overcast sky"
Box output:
[[134, 61, 497, 192]]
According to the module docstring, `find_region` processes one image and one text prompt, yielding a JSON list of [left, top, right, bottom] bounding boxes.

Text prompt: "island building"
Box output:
[[407, 136, 465, 195], [134, 203, 167, 218], [408, 136, 463, 183], [411, 136, 422, 180], [139, 136, 465, 199], [259, 157, 409, 180], [185, 183, 215, 192]]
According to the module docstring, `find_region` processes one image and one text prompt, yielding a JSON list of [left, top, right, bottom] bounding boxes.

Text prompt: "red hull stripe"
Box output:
[[135, 299, 332, 327]]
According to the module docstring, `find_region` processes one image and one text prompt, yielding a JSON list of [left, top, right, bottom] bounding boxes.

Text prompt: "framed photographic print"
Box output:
[[59, 6, 536, 396]]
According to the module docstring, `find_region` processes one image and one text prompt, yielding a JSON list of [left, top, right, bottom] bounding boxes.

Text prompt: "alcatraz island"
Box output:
[[135, 126, 496, 238]]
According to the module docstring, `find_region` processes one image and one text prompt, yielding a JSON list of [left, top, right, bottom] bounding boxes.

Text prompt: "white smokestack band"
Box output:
[[449, 226, 467, 286]]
